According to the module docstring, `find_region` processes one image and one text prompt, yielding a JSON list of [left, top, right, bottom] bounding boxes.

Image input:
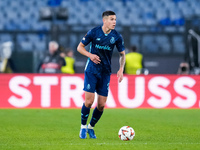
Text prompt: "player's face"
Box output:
[[104, 15, 116, 30]]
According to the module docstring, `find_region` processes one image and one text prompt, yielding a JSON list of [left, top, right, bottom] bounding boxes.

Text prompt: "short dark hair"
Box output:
[[102, 10, 116, 18], [130, 45, 137, 52]]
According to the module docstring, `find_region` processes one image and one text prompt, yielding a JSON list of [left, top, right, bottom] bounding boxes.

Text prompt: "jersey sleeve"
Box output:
[[116, 34, 125, 52], [81, 29, 93, 46]]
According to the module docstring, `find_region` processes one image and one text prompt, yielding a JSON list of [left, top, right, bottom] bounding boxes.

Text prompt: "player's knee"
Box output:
[[97, 105, 105, 111], [85, 100, 93, 108]]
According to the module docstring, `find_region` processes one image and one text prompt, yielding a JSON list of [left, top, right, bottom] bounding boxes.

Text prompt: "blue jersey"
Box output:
[[81, 26, 125, 75]]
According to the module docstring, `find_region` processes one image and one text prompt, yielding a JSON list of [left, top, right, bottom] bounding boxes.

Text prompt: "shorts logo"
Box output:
[[110, 37, 115, 44], [96, 38, 101, 41], [107, 83, 109, 90], [87, 84, 91, 90]]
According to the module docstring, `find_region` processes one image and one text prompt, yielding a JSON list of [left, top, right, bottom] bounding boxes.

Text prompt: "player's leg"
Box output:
[[90, 95, 107, 126], [81, 91, 95, 126], [87, 95, 107, 139], [80, 71, 97, 139], [80, 92, 95, 139], [87, 74, 110, 138]]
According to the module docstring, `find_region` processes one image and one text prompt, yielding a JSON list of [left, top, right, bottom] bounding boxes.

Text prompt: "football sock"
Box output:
[[87, 124, 94, 129], [81, 103, 90, 125], [81, 124, 87, 129], [90, 107, 103, 127]]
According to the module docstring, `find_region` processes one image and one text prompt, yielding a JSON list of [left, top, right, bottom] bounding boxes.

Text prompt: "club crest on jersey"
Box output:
[[110, 37, 115, 44]]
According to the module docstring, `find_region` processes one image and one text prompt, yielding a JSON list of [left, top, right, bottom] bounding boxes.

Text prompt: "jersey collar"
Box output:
[[101, 26, 112, 36]]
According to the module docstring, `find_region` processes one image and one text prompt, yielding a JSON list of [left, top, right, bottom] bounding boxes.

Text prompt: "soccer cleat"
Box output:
[[79, 128, 87, 139], [87, 128, 97, 139]]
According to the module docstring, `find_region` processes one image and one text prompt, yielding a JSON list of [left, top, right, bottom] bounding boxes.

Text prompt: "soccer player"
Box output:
[[77, 10, 125, 139]]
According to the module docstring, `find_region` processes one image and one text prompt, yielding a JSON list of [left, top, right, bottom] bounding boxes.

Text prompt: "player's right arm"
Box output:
[[77, 42, 101, 64]]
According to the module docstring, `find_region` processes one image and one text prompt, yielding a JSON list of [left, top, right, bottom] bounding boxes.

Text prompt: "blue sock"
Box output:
[[90, 107, 103, 127], [81, 104, 90, 125]]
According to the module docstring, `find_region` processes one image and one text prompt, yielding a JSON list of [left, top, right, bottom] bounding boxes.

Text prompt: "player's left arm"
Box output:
[[117, 50, 125, 83]]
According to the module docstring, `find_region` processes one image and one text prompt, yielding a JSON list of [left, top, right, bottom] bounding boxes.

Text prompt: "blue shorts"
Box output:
[[83, 71, 110, 97]]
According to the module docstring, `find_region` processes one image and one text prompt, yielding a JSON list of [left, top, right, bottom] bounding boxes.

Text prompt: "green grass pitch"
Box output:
[[0, 109, 199, 150]]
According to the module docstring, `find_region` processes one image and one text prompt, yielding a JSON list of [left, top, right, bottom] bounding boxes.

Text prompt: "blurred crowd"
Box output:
[[37, 41, 75, 74], [0, 41, 76, 74], [0, 40, 193, 75]]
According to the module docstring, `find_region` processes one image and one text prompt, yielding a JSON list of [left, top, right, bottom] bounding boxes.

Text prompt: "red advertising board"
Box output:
[[0, 74, 199, 109]]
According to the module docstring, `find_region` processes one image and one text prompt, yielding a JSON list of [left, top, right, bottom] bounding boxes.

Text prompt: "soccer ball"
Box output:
[[118, 126, 135, 141]]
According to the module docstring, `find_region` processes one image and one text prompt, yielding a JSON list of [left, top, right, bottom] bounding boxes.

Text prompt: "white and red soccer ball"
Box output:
[[118, 126, 135, 141]]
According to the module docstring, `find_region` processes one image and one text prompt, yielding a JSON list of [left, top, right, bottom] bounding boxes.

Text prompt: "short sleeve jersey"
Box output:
[[81, 26, 125, 75]]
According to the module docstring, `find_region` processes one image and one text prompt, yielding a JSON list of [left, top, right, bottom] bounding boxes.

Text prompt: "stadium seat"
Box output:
[[130, 35, 140, 47], [173, 0, 184, 2], [0, 23, 4, 30], [0, 0, 198, 55], [34, 41, 47, 51], [173, 43, 185, 54], [1, 0, 198, 32], [19, 41, 34, 51], [5, 10, 19, 21], [69, 34, 78, 49], [169, 9, 184, 25], [132, 17, 144, 26], [160, 43, 171, 53], [17, 34, 28, 43], [155, 35, 169, 44], [4, 20, 18, 31], [27, 34, 43, 42], [18, 22, 32, 31], [156, 8, 168, 23], [142, 42, 159, 53], [164, 26, 178, 32], [159, 18, 172, 26], [142, 35, 157, 53], [172, 35, 185, 54], [0, 34, 13, 43], [58, 35, 68, 47], [181, 8, 194, 18]]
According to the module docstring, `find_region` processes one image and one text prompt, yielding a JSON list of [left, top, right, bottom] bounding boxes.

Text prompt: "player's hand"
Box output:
[[89, 54, 101, 64], [60, 52, 65, 58], [117, 69, 123, 83]]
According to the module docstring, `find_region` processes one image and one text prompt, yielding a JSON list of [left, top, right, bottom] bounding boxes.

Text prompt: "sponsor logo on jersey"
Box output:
[[95, 44, 111, 50]]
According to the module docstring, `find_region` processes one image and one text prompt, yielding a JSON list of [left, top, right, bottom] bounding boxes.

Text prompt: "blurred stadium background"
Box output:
[[0, 0, 200, 74]]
